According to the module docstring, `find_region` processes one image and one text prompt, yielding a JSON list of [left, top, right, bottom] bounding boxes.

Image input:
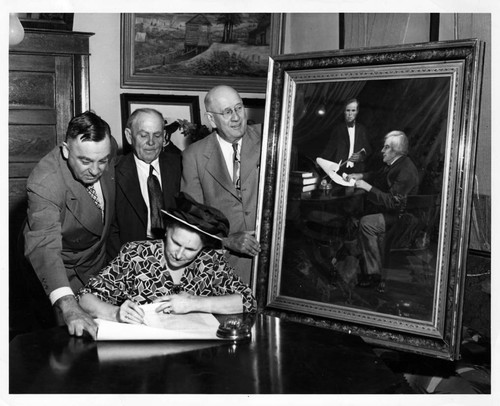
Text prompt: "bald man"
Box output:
[[181, 85, 261, 285]]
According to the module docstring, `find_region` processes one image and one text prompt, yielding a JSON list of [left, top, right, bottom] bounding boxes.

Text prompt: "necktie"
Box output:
[[86, 185, 104, 222], [147, 165, 164, 238], [232, 142, 241, 198]]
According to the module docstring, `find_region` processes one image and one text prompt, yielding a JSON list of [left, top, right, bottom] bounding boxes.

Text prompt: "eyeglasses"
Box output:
[[208, 104, 244, 119]]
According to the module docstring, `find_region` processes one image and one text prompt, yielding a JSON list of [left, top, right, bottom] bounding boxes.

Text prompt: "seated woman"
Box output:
[[77, 193, 256, 324]]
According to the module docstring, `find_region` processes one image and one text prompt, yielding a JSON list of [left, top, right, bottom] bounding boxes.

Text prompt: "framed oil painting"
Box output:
[[121, 13, 284, 93], [255, 39, 484, 360], [120, 93, 201, 154]]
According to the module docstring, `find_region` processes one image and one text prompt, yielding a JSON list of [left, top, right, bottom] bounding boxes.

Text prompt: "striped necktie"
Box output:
[[86, 184, 104, 222], [232, 142, 241, 198], [147, 165, 165, 238]]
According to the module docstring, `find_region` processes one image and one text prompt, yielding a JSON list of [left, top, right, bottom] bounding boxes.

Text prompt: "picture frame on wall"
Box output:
[[255, 39, 484, 360], [121, 13, 284, 93], [120, 93, 201, 154], [242, 98, 266, 126]]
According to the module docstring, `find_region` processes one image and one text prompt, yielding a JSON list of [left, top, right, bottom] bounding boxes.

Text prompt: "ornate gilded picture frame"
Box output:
[[121, 13, 284, 93], [255, 39, 484, 360]]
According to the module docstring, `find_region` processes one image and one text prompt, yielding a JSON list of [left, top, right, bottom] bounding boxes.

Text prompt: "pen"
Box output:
[[126, 294, 147, 325]]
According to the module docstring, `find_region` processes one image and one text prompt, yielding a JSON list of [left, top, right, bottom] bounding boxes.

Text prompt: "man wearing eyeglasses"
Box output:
[[181, 85, 261, 285]]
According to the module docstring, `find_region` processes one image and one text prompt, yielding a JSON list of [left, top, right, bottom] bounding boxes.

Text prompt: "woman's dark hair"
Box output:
[[65, 111, 111, 142]]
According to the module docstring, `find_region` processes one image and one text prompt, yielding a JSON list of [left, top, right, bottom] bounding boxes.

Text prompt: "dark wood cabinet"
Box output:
[[9, 29, 93, 336], [9, 29, 93, 229]]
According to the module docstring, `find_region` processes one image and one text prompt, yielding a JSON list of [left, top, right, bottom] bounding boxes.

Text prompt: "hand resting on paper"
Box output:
[[152, 291, 244, 315], [344, 173, 373, 192]]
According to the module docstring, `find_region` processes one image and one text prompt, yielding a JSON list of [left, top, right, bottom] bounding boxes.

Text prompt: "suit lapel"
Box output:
[[117, 153, 148, 227], [204, 133, 240, 199], [100, 161, 115, 233], [341, 125, 351, 156], [240, 125, 261, 186], [159, 150, 176, 205], [59, 149, 104, 236]]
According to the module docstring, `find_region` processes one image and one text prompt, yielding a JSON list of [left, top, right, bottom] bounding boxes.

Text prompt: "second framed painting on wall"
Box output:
[[120, 93, 201, 153], [121, 13, 283, 93]]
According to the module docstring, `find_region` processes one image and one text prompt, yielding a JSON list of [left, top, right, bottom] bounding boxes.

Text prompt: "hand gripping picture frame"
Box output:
[[254, 39, 484, 360]]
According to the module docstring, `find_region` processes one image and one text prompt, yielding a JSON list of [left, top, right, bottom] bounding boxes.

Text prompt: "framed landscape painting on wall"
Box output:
[[121, 13, 284, 93]]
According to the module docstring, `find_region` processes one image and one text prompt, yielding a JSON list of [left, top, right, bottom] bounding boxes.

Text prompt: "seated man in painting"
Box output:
[[347, 130, 420, 290]]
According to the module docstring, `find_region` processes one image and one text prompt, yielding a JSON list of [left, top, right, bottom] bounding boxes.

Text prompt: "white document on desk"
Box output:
[[316, 157, 356, 187], [95, 304, 221, 341]]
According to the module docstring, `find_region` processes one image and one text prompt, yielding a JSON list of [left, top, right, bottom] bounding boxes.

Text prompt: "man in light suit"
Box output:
[[107, 108, 181, 260], [321, 98, 372, 175], [181, 85, 261, 284], [24, 111, 115, 340]]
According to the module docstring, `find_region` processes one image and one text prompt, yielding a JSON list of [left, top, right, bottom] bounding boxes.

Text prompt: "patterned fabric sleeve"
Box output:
[[76, 242, 138, 305], [210, 251, 257, 312], [189, 250, 257, 312]]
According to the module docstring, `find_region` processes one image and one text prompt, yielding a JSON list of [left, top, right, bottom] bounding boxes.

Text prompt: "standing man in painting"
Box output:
[[347, 130, 420, 290], [181, 85, 261, 285], [107, 108, 181, 259], [321, 98, 372, 174], [24, 111, 115, 340]]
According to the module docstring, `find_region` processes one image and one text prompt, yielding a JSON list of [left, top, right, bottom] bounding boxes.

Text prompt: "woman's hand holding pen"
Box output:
[[117, 299, 145, 324]]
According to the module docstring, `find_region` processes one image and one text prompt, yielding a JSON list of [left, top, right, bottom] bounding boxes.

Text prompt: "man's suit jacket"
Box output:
[[181, 124, 262, 284], [322, 121, 372, 173], [107, 146, 182, 260], [24, 145, 116, 294], [366, 155, 420, 225]]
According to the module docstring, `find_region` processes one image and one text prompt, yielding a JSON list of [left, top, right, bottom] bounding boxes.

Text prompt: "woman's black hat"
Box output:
[[161, 192, 229, 241]]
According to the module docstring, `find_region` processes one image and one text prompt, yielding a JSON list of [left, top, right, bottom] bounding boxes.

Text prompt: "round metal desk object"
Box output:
[[216, 318, 251, 342]]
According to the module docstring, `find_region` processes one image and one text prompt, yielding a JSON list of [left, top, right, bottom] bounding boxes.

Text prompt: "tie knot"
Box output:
[[232, 142, 238, 152], [149, 165, 155, 176]]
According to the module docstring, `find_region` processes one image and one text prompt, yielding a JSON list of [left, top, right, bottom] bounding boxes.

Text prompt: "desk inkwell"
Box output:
[[216, 317, 252, 342], [319, 178, 333, 197]]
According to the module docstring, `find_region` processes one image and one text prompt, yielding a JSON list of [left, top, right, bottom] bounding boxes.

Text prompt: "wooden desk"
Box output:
[[9, 314, 410, 394]]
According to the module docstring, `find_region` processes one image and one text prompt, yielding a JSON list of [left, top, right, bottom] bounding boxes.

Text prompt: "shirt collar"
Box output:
[[216, 133, 241, 148], [134, 155, 161, 173], [388, 155, 403, 166]]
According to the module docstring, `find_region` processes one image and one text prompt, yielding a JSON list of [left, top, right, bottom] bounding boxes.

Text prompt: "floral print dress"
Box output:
[[77, 240, 256, 312]]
